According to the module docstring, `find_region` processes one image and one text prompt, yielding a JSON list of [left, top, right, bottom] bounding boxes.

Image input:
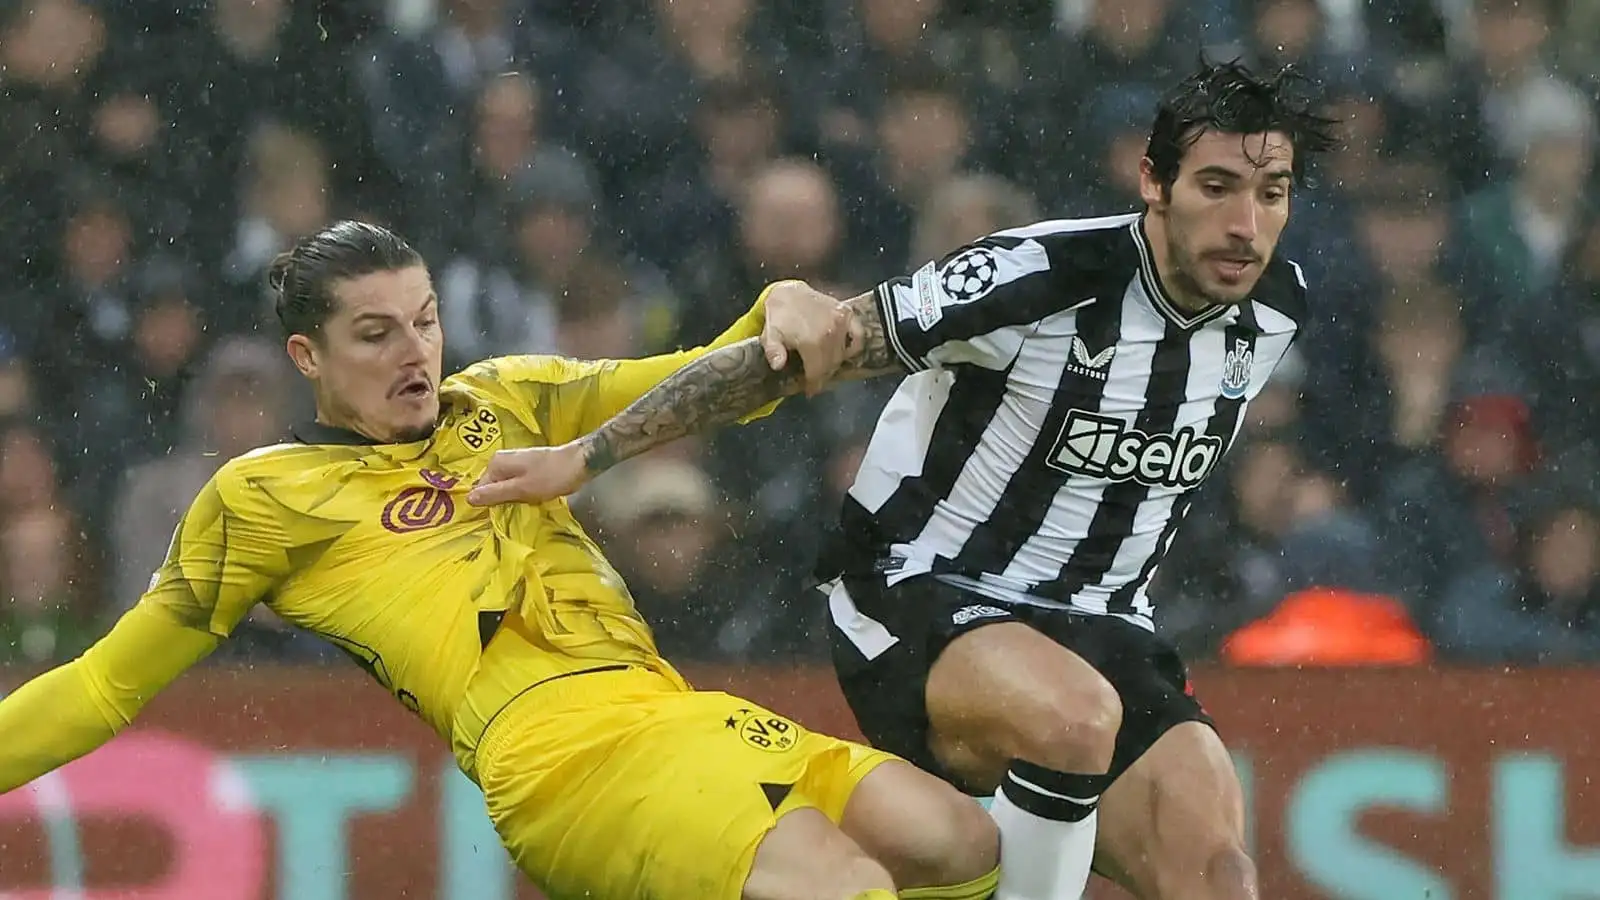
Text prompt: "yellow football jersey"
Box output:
[[95, 301, 773, 786]]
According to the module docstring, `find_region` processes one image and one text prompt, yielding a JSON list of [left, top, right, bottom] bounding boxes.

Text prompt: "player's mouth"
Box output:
[[392, 374, 434, 401], [1209, 255, 1257, 281]]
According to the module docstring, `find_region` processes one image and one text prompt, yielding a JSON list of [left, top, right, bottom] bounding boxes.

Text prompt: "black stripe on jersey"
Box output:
[[1102, 310, 1261, 613], [818, 360, 1016, 579], [941, 295, 1126, 575], [1036, 314, 1196, 606]]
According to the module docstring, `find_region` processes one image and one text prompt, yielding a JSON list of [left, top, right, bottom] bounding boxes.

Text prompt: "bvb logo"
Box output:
[[456, 407, 502, 452], [381, 469, 459, 533], [727, 707, 799, 753]]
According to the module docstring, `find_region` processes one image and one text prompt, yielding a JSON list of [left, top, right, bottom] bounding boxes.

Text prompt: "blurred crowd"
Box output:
[[0, 0, 1598, 670]]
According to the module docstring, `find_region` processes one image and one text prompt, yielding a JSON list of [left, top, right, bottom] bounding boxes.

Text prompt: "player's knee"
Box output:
[[1153, 840, 1257, 900], [1202, 842, 1258, 897], [815, 852, 899, 900], [947, 792, 1002, 878], [746, 851, 896, 900], [1011, 673, 1122, 773], [902, 792, 1001, 888], [744, 809, 898, 900]]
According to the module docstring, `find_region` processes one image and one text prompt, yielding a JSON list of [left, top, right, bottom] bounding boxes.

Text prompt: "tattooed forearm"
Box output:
[[840, 293, 898, 375], [580, 338, 805, 477], [576, 291, 902, 477]]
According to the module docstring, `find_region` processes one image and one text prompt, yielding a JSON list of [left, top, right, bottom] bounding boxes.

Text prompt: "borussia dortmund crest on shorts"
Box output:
[[725, 707, 799, 753]]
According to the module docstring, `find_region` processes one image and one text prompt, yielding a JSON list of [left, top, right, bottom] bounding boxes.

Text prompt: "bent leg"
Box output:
[[745, 806, 898, 900], [925, 622, 1122, 900], [479, 674, 904, 900], [925, 622, 1122, 787], [837, 757, 1000, 896], [1093, 722, 1256, 900]]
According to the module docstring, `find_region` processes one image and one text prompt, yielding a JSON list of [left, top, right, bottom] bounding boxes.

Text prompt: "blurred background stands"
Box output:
[[1, 0, 1597, 669]]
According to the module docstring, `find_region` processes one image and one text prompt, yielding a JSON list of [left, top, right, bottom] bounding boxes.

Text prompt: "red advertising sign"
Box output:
[[2, 666, 1597, 899]]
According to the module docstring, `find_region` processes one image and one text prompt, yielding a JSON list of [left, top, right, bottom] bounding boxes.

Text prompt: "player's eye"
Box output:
[[1200, 183, 1228, 198], [361, 331, 387, 343]]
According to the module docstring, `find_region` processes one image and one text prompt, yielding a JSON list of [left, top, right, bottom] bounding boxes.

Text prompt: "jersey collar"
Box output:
[[292, 420, 380, 445], [1130, 215, 1232, 331]]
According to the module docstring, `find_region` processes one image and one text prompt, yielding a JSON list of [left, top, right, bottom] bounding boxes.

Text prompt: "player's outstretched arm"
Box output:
[[460, 280, 854, 446], [0, 604, 219, 793], [0, 466, 291, 794], [466, 285, 901, 507]]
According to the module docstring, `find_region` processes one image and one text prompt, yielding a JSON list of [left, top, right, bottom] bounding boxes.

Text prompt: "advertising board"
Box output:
[[2, 666, 1597, 899]]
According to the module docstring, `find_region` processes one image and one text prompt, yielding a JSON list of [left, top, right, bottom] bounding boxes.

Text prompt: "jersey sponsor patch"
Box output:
[[951, 604, 1012, 627], [911, 260, 942, 329], [726, 707, 799, 753], [380, 469, 459, 533], [1047, 410, 1223, 489]]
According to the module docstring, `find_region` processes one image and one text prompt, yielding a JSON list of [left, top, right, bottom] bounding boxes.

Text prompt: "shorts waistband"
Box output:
[[474, 664, 678, 771]]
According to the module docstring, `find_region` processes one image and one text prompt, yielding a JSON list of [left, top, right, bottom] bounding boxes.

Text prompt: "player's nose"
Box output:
[[1223, 194, 1258, 243], [397, 323, 431, 363]]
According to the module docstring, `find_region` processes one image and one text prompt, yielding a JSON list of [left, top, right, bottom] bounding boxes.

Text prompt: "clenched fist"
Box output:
[[759, 280, 855, 395]]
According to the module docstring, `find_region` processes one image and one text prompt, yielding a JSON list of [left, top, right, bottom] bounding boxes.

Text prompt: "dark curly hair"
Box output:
[[1146, 57, 1341, 194], [268, 220, 424, 340]]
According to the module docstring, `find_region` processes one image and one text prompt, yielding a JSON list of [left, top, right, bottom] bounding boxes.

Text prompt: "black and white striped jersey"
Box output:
[[818, 212, 1305, 633]]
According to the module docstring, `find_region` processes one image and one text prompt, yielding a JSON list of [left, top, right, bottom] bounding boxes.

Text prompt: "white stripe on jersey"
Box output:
[[883, 306, 1083, 577], [849, 368, 955, 512]]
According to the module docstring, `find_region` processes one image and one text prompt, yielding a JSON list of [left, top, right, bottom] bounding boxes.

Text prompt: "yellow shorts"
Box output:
[[476, 666, 896, 900]]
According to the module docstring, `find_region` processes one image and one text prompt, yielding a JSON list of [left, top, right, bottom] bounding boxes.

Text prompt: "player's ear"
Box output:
[[285, 334, 319, 378], [1138, 157, 1167, 210]]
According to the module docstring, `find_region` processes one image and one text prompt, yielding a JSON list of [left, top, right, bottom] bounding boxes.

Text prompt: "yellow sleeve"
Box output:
[[459, 290, 781, 446], [0, 464, 293, 793], [0, 604, 218, 793], [144, 465, 295, 638]]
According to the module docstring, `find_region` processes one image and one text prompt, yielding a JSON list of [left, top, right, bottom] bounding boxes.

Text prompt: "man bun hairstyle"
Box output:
[[270, 220, 424, 339], [1146, 56, 1341, 191]]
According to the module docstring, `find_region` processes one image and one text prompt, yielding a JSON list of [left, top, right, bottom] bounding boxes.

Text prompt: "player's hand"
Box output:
[[760, 280, 852, 396], [465, 444, 589, 507]]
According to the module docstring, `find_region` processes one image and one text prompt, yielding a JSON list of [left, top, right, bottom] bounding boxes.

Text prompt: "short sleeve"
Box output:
[[875, 231, 1061, 372], [139, 469, 293, 638]]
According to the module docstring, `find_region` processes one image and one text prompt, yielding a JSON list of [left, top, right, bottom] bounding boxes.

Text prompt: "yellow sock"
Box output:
[[900, 865, 1001, 900]]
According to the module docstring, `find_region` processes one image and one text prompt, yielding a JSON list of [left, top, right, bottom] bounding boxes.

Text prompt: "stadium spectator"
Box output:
[[219, 123, 335, 334], [109, 337, 292, 612], [1454, 73, 1596, 331], [833, 61, 978, 270], [587, 457, 822, 662], [0, 419, 93, 668], [633, 75, 787, 270], [1437, 492, 1600, 662], [1158, 436, 1384, 657], [908, 172, 1040, 266], [438, 154, 677, 370], [1379, 380, 1546, 617]]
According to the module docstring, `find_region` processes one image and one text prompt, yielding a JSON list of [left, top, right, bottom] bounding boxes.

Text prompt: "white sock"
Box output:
[[987, 761, 1110, 900]]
